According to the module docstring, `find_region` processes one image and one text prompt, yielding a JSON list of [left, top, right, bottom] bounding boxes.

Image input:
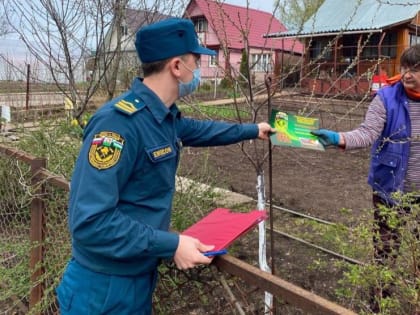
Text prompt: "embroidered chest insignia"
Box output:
[[153, 146, 172, 158], [88, 131, 125, 169], [146, 144, 176, 163]]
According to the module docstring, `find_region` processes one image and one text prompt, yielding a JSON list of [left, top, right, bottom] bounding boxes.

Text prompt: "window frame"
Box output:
[[250, 53, 273, 72], [194, 18, 207, 33], [209, 53, 218, 67], [410, 33, 420, 46]]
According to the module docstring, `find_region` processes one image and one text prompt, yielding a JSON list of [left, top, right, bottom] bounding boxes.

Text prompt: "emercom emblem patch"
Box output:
[[88, 131, 125, 170]]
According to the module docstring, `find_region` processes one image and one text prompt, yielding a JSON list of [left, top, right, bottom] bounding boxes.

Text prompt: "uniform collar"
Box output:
[[130, 77, 180, 124]]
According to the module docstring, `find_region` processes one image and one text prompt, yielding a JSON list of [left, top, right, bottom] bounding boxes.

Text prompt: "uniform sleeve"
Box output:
[[341, 95, 387, 149], [69, 112, 179, 261], [177, 117, 259, 146]]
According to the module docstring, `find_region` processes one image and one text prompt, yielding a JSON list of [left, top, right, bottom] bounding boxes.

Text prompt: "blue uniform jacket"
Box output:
[[69, 77, 259, 276], [367, 82, 411, 203]]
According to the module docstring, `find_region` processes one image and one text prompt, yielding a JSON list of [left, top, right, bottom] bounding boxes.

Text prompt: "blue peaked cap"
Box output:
[[135, 18, 216, 63]]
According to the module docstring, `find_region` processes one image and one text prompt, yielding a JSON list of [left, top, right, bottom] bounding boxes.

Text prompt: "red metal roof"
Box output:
[[186, 0, 303, 54]]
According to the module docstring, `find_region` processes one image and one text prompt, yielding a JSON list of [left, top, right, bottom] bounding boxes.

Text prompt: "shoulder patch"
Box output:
[[114, 95, 145, 115], [88, 131, 125, 170], [114, 99, 138, 114]]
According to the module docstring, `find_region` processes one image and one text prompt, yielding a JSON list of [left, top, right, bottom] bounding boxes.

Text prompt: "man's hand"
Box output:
[[173, 235, 215, 270], [311, 129, 340, 147], [257, 122, 276, 140]]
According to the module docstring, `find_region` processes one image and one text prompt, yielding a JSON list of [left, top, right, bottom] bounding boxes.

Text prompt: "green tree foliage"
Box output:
[[275, 0, 325, 29], [239, 49, 249, 85]]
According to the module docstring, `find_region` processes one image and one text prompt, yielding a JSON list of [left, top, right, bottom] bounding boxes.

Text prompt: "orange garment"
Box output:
[[386, 74, 420, 100]]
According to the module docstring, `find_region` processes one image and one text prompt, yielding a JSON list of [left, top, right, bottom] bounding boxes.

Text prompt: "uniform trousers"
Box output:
[[56, 258, 157, 315]]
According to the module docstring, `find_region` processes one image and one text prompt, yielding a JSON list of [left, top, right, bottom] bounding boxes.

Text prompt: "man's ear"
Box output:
[[169, 57, 182, 78]]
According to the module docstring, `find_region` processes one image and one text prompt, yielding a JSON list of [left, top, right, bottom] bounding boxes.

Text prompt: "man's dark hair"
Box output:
[[400, 44, 420, 68], [141, 54, 194, 77], [141, 58, 171, 77]]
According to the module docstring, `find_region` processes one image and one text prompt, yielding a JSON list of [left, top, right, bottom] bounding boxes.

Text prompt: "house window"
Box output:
[[309, 39, 332, 60], [250, 53, 273, 72], [120, 25, 128, 36], [194, 18, 207, 33], [361, 32, 397, 58], [210, 53, 218, 67], [342, 35, 359, 57], [410, 34, 420, 46]]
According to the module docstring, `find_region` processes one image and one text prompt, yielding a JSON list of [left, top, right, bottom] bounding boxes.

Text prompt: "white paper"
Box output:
[[1, 105, 11, 122]]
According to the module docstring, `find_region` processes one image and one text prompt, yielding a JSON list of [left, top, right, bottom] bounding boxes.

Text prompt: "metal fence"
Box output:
[[0, 145, 70, 315], [0, 143, 356, 315]]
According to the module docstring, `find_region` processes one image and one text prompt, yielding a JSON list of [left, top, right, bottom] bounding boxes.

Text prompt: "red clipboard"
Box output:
[[182, 208, 267, 251]]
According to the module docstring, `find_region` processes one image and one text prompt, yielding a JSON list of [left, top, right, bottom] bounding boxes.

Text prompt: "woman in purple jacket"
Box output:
[[312, 44, 420, 313]]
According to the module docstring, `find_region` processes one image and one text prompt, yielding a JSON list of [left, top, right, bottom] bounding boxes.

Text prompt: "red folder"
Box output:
[[182, 208, 267, 251]]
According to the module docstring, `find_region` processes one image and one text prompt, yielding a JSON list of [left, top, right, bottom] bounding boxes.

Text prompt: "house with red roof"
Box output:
[[100, 3, 302, 87], [183, 0, 303, 83]]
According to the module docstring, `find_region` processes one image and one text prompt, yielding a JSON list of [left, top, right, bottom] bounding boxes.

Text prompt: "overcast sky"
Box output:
[[224, 0, 274, 12], [0, 0, 277, 78]]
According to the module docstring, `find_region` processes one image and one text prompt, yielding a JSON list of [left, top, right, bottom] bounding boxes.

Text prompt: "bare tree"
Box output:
[[100, 0, 186, 100], [3, 0, 190, 121], [275, 0, 325, 29], [100, 0, 128, 101], [183, 1, 302, 312], [0, 0, 11, 37], [2, 1, 118, 121]]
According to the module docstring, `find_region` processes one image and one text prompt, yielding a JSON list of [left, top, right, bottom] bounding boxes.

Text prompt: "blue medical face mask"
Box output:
[[178, 65, 201, 98]]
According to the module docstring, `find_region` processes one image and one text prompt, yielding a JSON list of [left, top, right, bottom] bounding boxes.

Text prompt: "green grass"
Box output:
[[180, 104, 250, 120]]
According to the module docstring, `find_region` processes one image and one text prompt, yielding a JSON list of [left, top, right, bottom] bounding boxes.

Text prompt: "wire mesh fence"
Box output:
[[0, 137, 360, 315], [0, 154, 37, 314]]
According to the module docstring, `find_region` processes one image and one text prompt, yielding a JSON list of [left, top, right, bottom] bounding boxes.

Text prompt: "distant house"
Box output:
[[98, 3, 302, 87], [93, 9, 171, 87], [266, 0, 420, 96], [183, 0, 303, 83]]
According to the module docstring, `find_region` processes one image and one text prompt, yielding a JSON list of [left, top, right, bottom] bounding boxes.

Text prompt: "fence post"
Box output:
[[29, 157, 47, 314], [26, 64, 31, 111]]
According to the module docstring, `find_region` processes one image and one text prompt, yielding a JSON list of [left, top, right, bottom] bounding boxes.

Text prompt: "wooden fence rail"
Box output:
[[0, 143, 357, 315]]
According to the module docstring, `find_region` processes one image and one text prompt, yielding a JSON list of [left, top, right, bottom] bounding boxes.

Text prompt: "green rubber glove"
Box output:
[[311, 129, 339, 147]]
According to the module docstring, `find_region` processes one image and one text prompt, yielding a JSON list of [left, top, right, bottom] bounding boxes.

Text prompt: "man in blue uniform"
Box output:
[[56, 18, 274, 314]]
